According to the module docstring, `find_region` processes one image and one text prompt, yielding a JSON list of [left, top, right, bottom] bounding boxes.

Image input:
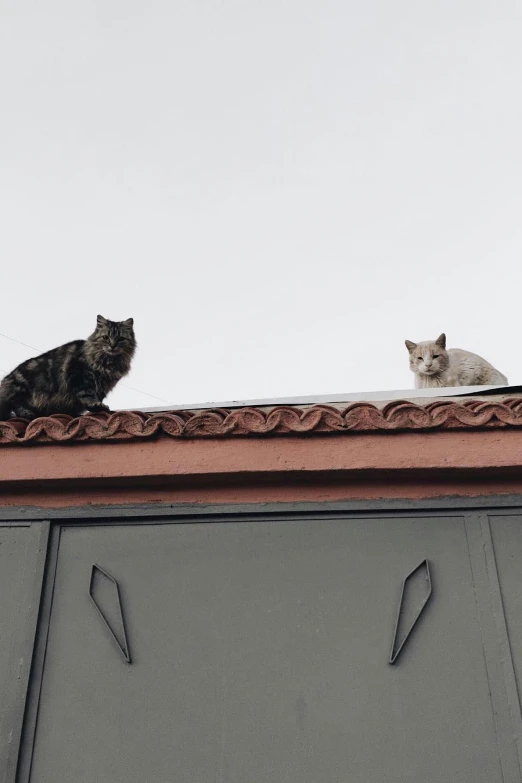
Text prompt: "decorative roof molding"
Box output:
[[1, 398, 522, 445]]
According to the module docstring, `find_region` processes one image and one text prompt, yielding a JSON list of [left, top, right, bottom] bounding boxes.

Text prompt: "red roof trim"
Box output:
[[1, 398, 522, 444]]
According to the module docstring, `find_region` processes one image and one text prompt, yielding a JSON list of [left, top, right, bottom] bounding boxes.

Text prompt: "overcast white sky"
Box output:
[[1, 0, 521, 409]]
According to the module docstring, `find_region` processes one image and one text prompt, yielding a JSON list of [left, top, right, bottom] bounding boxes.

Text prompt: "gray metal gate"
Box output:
[[3, 505, 522, 782]]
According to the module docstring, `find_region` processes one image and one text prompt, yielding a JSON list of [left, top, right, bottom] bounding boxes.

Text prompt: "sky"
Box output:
[[1, 0, 521, 409]]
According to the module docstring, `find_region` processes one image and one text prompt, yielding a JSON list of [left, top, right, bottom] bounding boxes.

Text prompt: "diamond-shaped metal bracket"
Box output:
[[89, 564, 132, 663], [389, 559, 432, 665]]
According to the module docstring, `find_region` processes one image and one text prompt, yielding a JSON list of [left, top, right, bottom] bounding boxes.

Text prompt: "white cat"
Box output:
[[405, 333, 508, 389]]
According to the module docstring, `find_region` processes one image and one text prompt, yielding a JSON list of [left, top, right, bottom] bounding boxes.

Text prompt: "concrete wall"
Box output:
[[1, 428, 522, 508]]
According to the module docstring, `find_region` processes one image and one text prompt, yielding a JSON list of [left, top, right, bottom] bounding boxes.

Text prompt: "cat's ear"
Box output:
[[435, 333, 446, 349], [405, 340, 417, 352], [123, 318, 134, 328], [96, 315, 107, 328]]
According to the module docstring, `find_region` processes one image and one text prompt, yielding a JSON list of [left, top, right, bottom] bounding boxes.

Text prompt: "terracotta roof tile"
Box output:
[[1, 397, 522, 444]]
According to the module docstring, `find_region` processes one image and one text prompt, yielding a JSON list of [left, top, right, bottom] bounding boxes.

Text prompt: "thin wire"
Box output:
[[117, 381, 171, 404], [0, 331, 171, 404], [0, 333, 36, 352]]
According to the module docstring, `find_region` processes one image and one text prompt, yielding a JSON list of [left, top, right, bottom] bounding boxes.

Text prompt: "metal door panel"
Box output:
[[27, 516, 506, 782]]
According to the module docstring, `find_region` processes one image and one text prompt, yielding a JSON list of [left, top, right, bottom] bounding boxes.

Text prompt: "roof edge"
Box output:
[[1, 395, 522, 445], [136, 384, 520, 413]]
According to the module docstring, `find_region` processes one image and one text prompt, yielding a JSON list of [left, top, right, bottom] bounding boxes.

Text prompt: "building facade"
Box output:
[[2, 391, 522, 782]]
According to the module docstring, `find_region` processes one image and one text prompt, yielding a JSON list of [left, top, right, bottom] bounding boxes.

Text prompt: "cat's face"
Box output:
[[405, 333, 449, 377], [92, 315, 136, 357]]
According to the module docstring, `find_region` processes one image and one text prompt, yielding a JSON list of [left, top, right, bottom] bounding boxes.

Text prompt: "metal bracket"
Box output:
[[389, 559, 432, 665], [89, 564, 132, 663]]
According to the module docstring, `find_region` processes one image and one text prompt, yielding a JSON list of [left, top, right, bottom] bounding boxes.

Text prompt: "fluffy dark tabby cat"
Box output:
[[0, 316, 136, 420]]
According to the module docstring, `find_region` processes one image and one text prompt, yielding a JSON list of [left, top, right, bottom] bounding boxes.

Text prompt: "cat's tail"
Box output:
[[0, 380, 13, 421]]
